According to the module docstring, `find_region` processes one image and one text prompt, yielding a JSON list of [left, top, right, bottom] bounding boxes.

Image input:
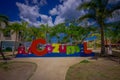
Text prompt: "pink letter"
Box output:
[[46, 44, 53, 53]]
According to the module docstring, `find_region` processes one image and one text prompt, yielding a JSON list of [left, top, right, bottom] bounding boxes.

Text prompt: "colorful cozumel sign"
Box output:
[[17, 38, 94, 57]]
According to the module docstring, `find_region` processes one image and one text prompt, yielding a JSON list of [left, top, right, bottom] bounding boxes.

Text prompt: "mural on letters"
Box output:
[[16, 39, 94, 57]]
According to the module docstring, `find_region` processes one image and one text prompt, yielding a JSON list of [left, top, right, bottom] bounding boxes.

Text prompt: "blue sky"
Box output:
[[0, 0, 87, 43], [0, 0, 120, 43], [0, 0, 120, 27], [0, 0, 61, 22], [0, 0, 84, 26]]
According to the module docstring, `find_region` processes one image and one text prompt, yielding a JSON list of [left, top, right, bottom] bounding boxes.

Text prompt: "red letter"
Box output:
[[59, 44, 66, 53], [30, 39, 47, 56], [83, 42, 92, 54]]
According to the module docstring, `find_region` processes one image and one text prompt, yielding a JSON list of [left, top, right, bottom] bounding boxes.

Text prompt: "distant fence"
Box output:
[[105, 44, 120, 48]]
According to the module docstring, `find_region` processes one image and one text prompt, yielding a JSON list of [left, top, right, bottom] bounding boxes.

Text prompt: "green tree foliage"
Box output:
[[0, 14, 8, 60], [105, 22, 120, 43], [77, 0, 120, 54], [39, 24, 51, 43], [7, 22, 26, 56]]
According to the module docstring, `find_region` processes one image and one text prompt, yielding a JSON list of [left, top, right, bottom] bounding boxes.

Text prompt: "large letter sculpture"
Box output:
[[30, 39, 47, 56], [46, 44, 53, 53], [52, 44, 60, 53], [59, 44, 66, 53], [83, 42, 92, 54]]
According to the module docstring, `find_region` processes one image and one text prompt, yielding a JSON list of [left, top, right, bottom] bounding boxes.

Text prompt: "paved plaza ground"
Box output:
[[0, 49, 120, 80], [13, 57, 86, 80]]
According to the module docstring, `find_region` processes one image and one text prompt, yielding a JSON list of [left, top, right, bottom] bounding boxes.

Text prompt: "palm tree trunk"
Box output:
[[13, 32, 18, 56], [70, 35, 73, 44], [100, 24, 105, 55], [93, 40, 96, 50], [0, 41, 6, 60], [45, 31, 47, 43]]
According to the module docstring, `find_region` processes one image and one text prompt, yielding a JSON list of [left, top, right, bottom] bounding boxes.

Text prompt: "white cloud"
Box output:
[[50, 0, 120, 25], [49, 0, 83, 25], [49, 8, 58, 15], [16, 0, 91, 26], [109, 0, 120, 3], [16, 2, 40, 22], [39, 0, 47, 5], [40, 14, 54, 26], [105, 9, 120, 23], [16, 1, 53, 27], [32, 0, 38, 4], [25, 0, 47, 6], [54, 16, 65, 25]]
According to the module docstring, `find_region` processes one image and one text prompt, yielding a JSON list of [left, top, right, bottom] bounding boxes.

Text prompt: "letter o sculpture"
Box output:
[[30, 39, 47, 56]]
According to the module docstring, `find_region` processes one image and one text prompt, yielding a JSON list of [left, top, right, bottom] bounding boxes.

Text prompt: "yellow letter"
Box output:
[[52, 44, 60, 53]]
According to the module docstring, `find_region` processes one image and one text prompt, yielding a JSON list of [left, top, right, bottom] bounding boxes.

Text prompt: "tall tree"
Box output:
[[40, 24, 51, 43], [8, 22, 24, 56], [77, 0, 120, 54], [19, 21, 28, 42], [28, 26, 45, 40], [105, 21, 120, 43], [0, 14, 8, 60], [49, 23, 66, 43], [0, 15, 8, 25]]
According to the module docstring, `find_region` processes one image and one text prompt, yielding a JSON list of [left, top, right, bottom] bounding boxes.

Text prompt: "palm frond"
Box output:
[[77, 1, 96, 10], [0, 14, 9, 25], [107, 1, 120, 14], [105, 21, 120, 27], [0, 15, 9, 21], [78, 14, 96, 22], [102, 0, 109, 8]]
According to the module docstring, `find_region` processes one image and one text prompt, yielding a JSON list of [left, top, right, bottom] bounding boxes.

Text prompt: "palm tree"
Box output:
[[28, 26, 45, 40], [103, 21, 120, 54], [105, 21, 120, 43], [0, 14, 8, 60], [19, 21, 28, 42], [8, 22, 24, 56], [55, 23, 66, 43], [77, 0, 120, 55], [40, 24, 51, 43], [49, 23, 65, 43], [0, 15, 8, 24], [110, 22, 120, 43]]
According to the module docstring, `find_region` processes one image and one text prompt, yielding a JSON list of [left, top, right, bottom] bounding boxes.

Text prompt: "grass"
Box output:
[[0, 62, 11, 70], [0, 61, 37, 80], [80, 59, 90, 63], [66, 58, 120, 80]]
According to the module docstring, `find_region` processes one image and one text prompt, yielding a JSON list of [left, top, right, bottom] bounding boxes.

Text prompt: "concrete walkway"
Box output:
[[13, 57, 86, 80]]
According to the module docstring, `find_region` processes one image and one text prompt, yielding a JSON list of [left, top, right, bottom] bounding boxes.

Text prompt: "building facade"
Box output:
[[0, 22, 19, 50]]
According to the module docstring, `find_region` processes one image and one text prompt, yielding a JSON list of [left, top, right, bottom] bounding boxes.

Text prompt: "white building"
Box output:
[[0, 22, 19, 50]]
